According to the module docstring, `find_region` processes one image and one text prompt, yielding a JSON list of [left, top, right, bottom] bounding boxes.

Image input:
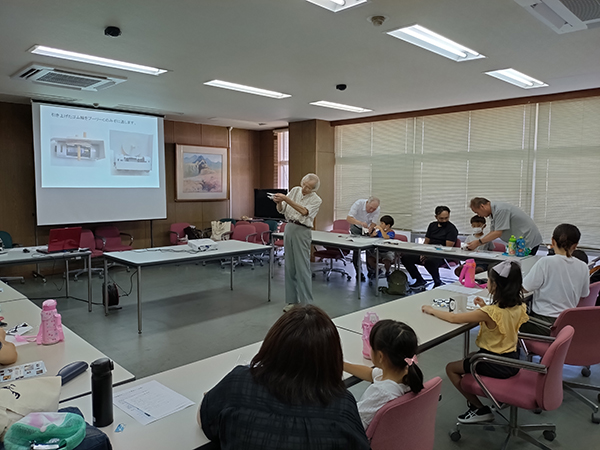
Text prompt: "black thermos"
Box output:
[[91, 357, 114, 427]]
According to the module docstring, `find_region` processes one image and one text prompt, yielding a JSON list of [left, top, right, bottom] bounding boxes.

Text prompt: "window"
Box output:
[[275, 130, 289, 190], [334, 97, 600, 247]]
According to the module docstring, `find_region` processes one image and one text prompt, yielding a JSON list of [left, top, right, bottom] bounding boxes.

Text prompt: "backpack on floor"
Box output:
[[102, 282, 120, 307], [378, 270, 408, 296], [184, 226, 202, 240]]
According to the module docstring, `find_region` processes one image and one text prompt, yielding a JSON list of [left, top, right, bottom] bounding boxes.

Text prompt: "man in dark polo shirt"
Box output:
[[401, 206, 458, 288]]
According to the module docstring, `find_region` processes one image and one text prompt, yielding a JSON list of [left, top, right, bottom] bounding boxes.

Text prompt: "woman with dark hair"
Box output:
[[198, 305, 370, 450], [520, 223, 590, 335], [401, 205, 459, 288]]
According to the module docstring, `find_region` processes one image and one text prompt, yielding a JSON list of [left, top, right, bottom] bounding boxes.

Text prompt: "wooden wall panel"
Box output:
[[259, 130, 276, 189], [0, 102, 263, 276]]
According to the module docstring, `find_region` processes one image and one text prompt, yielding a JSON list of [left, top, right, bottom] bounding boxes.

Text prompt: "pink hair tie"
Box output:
[[404, 355, 418, 366]]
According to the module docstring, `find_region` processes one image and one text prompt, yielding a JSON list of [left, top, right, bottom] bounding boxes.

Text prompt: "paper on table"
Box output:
[[466, 294, 492, 310], [114, 380, 194, 425], [435, 284, 485, 295], [467, 251, 501, 258]]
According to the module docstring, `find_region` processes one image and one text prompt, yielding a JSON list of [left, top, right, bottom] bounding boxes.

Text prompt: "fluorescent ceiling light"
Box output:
[[29, 45, 167, 75], [310, 101, 372, 113], [305, 0, 367, 13], [485, 68, 548, 89], [204, 80, 291, 99], [387, 25, 485, 62]]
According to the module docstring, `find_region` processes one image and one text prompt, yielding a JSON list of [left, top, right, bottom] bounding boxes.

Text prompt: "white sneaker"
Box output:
[[457, 405, 494, 424], [283, 303, 297, 313]]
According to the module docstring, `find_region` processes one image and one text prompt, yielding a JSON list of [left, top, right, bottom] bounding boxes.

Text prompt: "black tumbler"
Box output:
[[91, 357, 114, 427]]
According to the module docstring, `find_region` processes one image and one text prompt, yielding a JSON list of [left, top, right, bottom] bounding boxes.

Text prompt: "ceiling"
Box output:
[[1, 0, 599, 130]]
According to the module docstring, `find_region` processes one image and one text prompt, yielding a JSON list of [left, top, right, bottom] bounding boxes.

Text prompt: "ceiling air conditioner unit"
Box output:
[[11, 63, 126, 91], [515, 0, 600, 33]]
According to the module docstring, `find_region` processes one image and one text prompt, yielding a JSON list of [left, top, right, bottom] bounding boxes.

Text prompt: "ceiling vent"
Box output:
[[11, 64, 126, 91], [515, 0, 600, 33]]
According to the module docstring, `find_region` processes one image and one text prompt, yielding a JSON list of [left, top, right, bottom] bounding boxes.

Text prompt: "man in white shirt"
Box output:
[[273, 174, 322, 313], [347, 197, 380, 280]]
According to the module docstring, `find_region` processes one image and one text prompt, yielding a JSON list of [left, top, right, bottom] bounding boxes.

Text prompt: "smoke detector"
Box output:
[[368, 15, 388, 26]]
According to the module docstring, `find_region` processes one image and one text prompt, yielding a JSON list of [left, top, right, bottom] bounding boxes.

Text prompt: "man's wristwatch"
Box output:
[[478, 238, 483, 245]]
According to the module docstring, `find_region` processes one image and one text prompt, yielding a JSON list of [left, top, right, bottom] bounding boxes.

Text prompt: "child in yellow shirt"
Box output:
[[422, 260, 528, 424]]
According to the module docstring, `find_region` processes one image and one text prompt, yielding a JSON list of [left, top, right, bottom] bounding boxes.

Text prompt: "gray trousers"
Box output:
[[284, 222, 313, 304], [350, 224, 363, 276]]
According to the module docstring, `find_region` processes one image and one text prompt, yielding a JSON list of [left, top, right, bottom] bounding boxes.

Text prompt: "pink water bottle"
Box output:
[[362, 312, 379, 359], [36, 299, 65, 345], [459, 259, 477, 288]]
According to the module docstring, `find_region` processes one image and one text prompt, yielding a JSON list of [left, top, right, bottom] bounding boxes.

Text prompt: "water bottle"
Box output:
[[507, 235, 517, 256], [362, 312, 379, 359], [36, 299, 65, 345], [459, 259, 477, 288], [91, 358, 114, 427]]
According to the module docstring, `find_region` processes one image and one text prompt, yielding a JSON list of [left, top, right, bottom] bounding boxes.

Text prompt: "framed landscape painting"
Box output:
[[175, 144, 228, 201]]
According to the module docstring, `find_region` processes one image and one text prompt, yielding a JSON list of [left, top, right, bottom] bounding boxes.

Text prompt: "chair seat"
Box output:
[[524, 340, 551, 358], [90, 249, 104, 258], [461, 370, 540, 411]]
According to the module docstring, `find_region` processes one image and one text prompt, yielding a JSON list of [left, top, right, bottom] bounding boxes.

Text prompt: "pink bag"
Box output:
[[36, 299, 64, 345], [361, 312, 379, 359]]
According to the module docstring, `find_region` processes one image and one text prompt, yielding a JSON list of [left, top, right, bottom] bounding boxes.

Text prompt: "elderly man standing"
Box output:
[[346, 197, 380, 281], [468, 197, 543, 254], [273, 174, 322, 313]]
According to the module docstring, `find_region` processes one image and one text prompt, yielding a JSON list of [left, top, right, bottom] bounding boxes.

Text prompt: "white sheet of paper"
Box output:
[[467, 251, 501, 258], [114, 380, 194, 425]]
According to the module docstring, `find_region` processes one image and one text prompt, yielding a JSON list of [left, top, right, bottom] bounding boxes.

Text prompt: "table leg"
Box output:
[[357, 249, 362, 300], [87, 253, 92, 312], [463, 329, 471, 357], [375, 247, 380, 297], [65, 259, 70, 298], [137, 266, 142, 334], [230, 257, 234, 290], [268, 246, 273, 302], [103, 258, 109, 316]]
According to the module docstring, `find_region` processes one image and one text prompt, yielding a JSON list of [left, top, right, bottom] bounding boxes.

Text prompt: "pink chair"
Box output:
[[577, 281, 600, 307], [250, 222, 271, 266], [332, 219, 351, 232], [312, 230, 352, 281], [94, 226, 133, 252], [221, 224, 257, 269], [493, 241, 506, 253], [71, 229, 104, 281], [522, 306, 600, 423], [274, 222, 286, 266], [393, 234, 408, 242], [367, 377, 442, 450], [236, 220, 251, 227], [170, 222, 191, 245], [453, 326, 574, 447]]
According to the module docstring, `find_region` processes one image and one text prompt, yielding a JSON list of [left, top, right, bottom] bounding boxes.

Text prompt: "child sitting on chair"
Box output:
[[0, 327, 18, 365], [344, 320, 424, 429], [366, 215, 396, 278], [455, 215, 495, 277], [422, 260, 528, 423]]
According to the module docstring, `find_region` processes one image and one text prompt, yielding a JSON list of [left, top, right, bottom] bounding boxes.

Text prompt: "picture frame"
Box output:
[[175, 144, 229, 201]]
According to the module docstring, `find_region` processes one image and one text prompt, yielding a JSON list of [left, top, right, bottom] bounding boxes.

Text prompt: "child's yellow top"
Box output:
[[475, 303, 529, 354]]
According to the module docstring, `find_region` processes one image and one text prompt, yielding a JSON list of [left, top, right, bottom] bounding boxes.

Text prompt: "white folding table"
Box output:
[[0, 299, 135, 402], [102, 241, 273, 333], [0, 247, 93, 310], [0, 280, 27, 303]]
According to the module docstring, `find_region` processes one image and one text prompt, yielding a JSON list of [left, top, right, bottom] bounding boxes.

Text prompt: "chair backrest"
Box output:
[[231, 224, 256, 241], [170, 222, 191, 245], [536, 325, 574, 411], [550, 307, 600, 367], [80, 229, 96, 250], [331, 229, 349, 235], [454, 238, 461, 248], [252, 222, 270, 244], [332, 219, 351, 232], [0, 231, 14, 248], [493, 241, 506, 253], [366, 377, 442, 450], [236, 220, 251, 226], [393, 234, 408, 242], [577, 281, 600, 307], [278, 222, 287, 232]]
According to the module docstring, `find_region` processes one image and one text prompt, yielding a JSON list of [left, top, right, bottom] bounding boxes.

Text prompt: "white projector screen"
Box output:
[[32, 102, 167, 226]]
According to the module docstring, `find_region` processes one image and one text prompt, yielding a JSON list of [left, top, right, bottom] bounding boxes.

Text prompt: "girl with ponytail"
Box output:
[[521, 223, 590, 335], [344, 320, 424, 429]]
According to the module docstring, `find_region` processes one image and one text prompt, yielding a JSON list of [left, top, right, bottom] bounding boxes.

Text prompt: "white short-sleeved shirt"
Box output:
[[523, 254, 590, 318], [348, 199, 380, 226], [276, 186, 322, 228], [490, 201, 543, 249], [356, 367, 410, 429], [466, 234, 495, 251]]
